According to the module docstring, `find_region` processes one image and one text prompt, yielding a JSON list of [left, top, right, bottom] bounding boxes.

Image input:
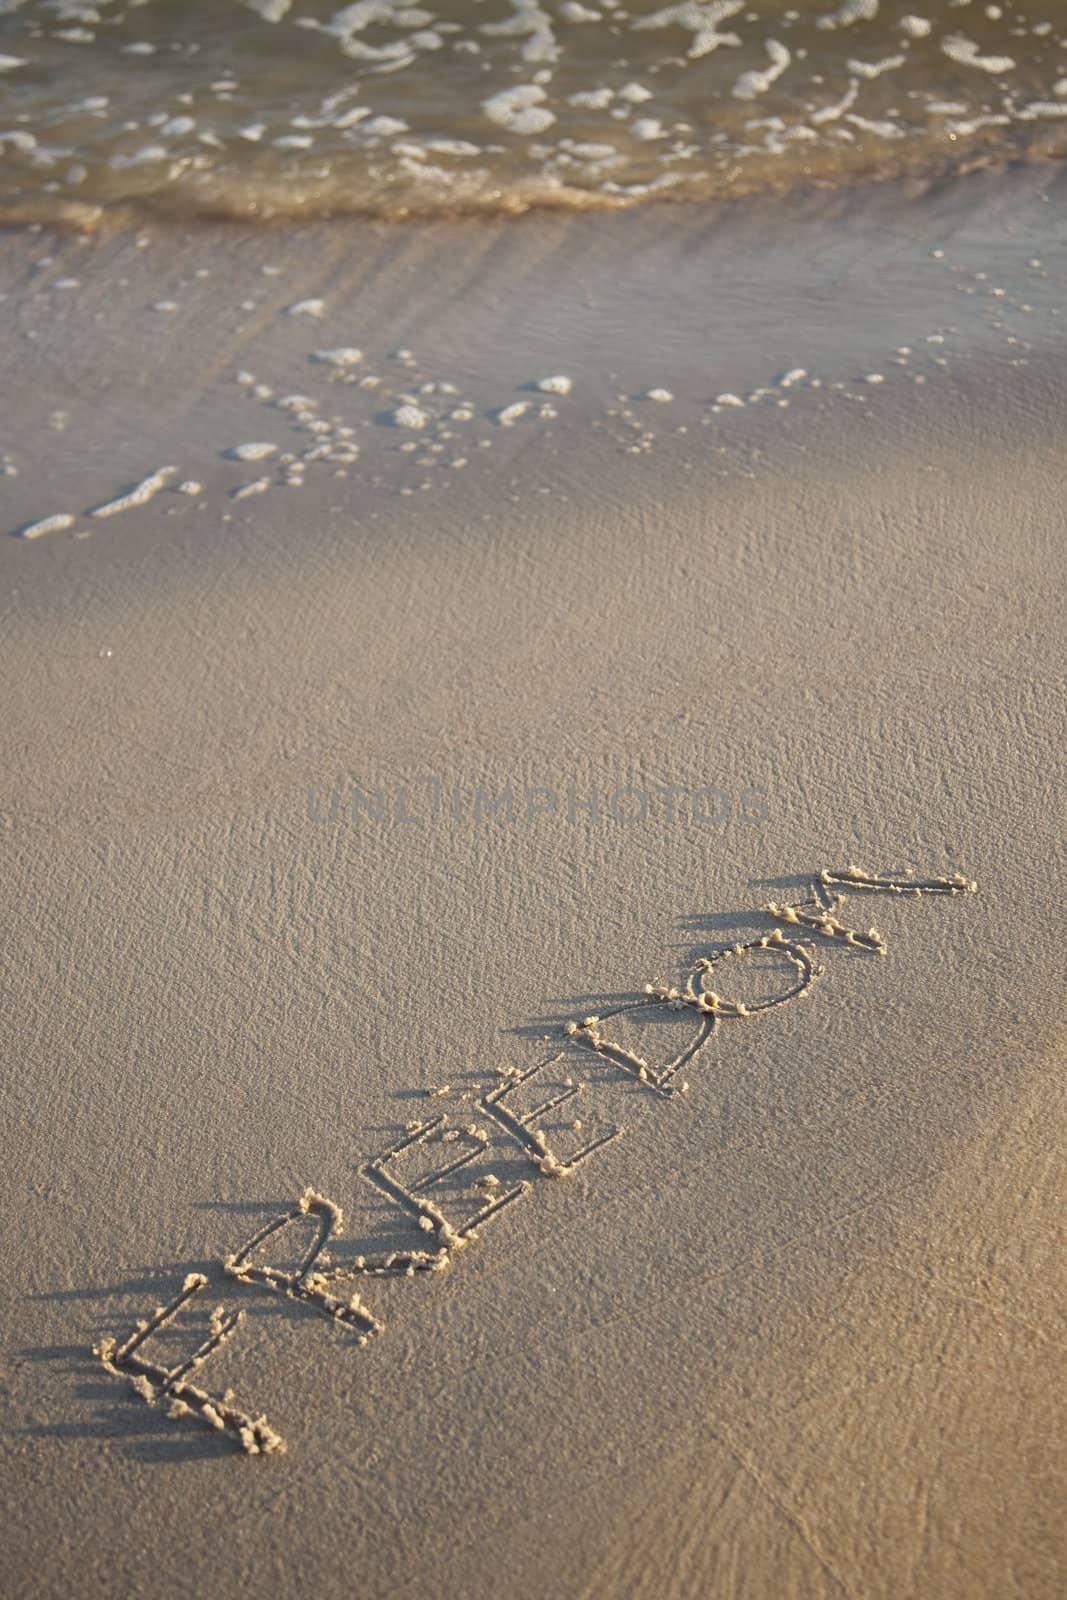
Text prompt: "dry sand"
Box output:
[[1, 167, 1065, 1599]]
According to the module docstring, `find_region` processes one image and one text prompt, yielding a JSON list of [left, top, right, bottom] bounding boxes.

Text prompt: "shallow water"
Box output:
[[2, 0, 1067, 224]]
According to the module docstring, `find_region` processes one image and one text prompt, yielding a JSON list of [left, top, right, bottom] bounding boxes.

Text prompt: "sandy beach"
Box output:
[[2, 162, 1066, 1599]]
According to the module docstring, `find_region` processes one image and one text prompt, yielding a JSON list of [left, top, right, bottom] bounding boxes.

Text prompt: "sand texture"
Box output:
[[1, 167, 1065, 1599]]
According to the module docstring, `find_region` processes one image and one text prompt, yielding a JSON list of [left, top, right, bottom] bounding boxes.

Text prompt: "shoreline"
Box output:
[[3, 144, 1066, 234]]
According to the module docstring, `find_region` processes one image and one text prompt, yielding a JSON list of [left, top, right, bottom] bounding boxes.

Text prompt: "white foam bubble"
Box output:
[[941, 35, 1015, 74], [332, 106, 371, 130], [568, 88, 613, 109], [232, 477, 271, 500], [312, 347, 363, 366], [733, 40, 791, 102], [18, 512, 74, 540], [847, 54, 904, 80], [810, 79, 859, 124], [228, 442, 278, 461], [817, 0, 878, 29], [363, 116, 408, 137], [1017, 101, 1067, 121], [91, 466, 177, 519], [483, 85, 556, 135], [242, 0, 294, 21], [109, 145, 168, 169], [537, 375, 572, 394], [631, 2, 743, 60], [568, 141, 618, 160], [479, 2, 559, 66], [846, 113, 902, 138], [394, 404, 429, 429], [287, 298, 325, 317]]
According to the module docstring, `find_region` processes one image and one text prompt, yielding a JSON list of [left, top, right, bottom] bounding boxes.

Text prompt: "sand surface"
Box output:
[[1, 168, 1065, 1599]]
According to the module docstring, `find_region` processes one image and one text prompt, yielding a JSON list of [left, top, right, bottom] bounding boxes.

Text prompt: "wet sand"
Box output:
[[1, 167, 1065, 1599]]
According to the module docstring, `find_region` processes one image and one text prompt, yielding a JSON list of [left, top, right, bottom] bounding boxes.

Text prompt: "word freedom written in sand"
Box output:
[[94, 865, 977, 1457]]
